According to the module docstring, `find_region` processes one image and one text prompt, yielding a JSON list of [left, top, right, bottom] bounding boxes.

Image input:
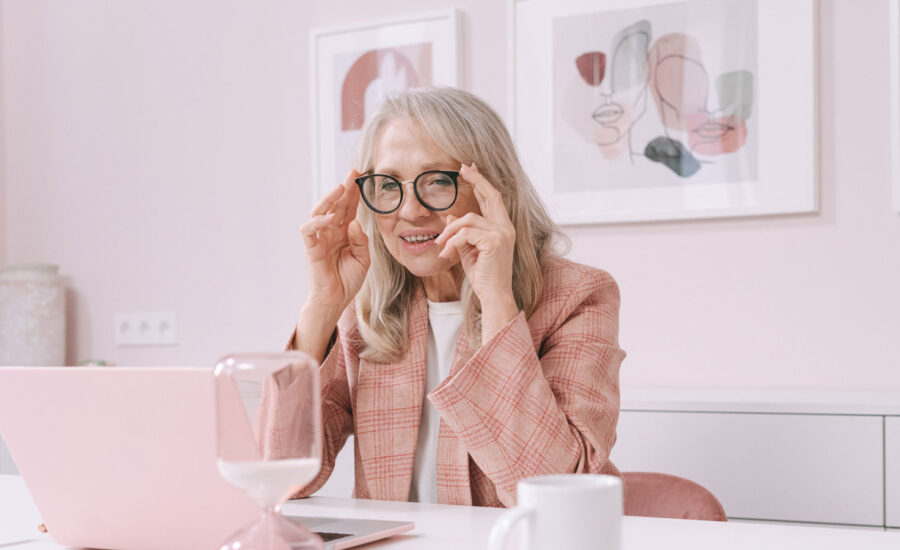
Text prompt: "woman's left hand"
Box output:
[[434, 163, 520, 339]]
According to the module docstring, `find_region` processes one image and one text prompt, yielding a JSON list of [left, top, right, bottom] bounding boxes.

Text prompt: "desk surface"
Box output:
[[3, 474, 900, 549]]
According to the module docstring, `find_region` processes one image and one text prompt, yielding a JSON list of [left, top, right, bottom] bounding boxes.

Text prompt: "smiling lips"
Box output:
[[399, 232, 440, 252]]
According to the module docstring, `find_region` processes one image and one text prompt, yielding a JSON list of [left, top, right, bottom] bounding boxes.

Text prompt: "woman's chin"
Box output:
[[398, 254, 458, 279]]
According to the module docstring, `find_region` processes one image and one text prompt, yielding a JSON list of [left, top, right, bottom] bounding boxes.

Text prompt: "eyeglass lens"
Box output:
[[360, 172, 457, 212]]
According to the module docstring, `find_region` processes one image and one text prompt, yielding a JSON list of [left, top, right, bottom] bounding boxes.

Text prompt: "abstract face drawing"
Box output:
[[341, 47, 429, 131], [649, 33, 754, 156], [575, 20, 652, 159]]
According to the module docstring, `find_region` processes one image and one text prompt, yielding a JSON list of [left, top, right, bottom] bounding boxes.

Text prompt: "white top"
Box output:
[[409, 300, 464, 503], [4, 475, 900, 550]]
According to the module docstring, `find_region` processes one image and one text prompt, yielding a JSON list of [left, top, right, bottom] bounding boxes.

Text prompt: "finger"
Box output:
[[434, 212, 494, 247], [343, 169, 361, 222], [300, 213, 337, 248], [347, 219, 370, 264], [311, 181, 348, 217], [331, 169, 362, 225], [459, 163, 506, 221], [438, 231, 479, 270], [438, 227, 494, 259]]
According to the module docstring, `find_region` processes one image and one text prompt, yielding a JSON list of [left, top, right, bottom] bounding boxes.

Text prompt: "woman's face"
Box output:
[[649, 34, 750, 156], [371, 118, 481, 279]]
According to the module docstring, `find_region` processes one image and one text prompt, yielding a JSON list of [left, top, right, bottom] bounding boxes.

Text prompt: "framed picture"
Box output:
[[890, 0, 900, 213], [509, 0, 818, 224], [310, 9, 462, 200]]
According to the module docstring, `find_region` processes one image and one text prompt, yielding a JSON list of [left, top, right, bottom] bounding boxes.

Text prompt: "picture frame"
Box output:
[[310, 9, 462, 200], [890, 0, 900, 213], [508, 0, 818, 225]]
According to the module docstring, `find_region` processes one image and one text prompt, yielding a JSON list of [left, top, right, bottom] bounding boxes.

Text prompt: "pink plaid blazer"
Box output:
[[285, 256, 625, 507]]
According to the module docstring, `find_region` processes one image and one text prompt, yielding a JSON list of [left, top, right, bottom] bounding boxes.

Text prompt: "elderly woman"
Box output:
[[288, 86, 625, 507]]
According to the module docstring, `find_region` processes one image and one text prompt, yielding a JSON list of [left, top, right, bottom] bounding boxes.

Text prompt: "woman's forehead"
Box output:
[[374, 118, 456, 172]]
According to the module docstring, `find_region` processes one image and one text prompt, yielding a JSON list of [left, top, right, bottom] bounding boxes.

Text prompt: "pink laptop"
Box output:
[[0, 367, 412, 550]]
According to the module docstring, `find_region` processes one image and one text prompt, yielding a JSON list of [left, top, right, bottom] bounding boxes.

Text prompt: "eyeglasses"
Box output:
[[354, 170, 460, 214]]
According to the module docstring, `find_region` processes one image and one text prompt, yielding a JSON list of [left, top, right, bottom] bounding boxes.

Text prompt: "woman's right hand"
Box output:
[[300, 170, 370, 317]]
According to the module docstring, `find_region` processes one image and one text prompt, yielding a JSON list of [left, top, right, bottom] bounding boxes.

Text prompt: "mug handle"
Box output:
[[488, 506, 535, 550]]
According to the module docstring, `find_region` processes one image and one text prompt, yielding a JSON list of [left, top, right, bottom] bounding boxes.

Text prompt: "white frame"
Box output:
[[890, 0, 900, 213], [508, 0, 819, 225], [310, 10, 462, 200]]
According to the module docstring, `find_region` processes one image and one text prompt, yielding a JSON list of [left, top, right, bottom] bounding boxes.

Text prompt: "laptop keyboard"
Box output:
[[314, 532, 354, 542]]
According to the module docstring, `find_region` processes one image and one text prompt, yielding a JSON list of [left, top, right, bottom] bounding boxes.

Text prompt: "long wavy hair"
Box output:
[[353, 87, 564, 361]]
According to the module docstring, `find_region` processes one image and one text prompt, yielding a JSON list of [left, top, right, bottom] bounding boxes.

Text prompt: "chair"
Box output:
[[623, 472, 727, 521]]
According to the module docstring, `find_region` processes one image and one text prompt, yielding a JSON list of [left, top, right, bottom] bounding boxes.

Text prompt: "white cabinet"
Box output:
[[611, 411, 884, 526], [887, 417, 900, 528]]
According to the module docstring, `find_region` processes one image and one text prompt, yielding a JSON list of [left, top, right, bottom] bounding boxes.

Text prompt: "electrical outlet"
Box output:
[[114, 312, 178, 347]]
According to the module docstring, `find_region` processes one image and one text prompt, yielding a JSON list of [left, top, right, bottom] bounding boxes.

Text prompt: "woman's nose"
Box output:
[[396, 182, 431, 220]]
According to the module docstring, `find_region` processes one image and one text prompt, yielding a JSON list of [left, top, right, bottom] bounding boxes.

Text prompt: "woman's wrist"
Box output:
[[295, 302, 344, 363], [480, 292, 520, 343]]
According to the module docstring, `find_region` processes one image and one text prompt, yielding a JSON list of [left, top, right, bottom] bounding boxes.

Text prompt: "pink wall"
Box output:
[[1, 0, 898, 390], [0, 1, 6, 268]]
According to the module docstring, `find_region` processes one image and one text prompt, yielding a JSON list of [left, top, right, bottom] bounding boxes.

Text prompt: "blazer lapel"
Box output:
[[353, 289, 429, 501], [434, 321, 475, 505]]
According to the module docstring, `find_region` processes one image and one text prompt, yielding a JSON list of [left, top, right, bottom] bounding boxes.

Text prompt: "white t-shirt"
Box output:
[[409, 299, 464, 503]]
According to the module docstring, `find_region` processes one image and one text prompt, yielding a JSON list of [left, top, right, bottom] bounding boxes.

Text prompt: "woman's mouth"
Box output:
[[400, 233, 439, 251]]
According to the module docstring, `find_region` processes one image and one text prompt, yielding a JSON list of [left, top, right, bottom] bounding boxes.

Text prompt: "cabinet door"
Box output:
[[887, 417, 900, 527], [611, 411, 883, 526]]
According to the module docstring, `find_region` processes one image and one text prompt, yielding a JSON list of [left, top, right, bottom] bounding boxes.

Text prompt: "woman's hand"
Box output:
[[295, 171, 370, 361], [434, 164, 520, 341], [301, 169, 370, 313]]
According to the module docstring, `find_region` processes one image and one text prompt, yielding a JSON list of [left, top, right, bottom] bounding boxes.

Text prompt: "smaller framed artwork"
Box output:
[[310, 10, 462, 200], [509, 0, 818, 224]]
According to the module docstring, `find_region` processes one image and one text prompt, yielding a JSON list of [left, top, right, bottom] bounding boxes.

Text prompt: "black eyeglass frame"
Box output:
[[354, 170, 460, 214]]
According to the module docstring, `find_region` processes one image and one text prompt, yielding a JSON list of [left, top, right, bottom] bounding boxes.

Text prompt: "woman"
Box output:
[[287, 86, 625, 507]]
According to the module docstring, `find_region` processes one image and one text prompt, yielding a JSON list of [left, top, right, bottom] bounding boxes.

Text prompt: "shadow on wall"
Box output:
[[65, 285, 91, 366], [0, 434, 19, 475]]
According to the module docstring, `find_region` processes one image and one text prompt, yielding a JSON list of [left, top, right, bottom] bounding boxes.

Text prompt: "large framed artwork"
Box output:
[[509, 0, 818, 224], [311, 10, 462, 200], [890, 0, 900, 213]]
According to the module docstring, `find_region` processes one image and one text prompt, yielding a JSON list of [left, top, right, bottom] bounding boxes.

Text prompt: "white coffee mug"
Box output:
[[488, 474, 623, 550]]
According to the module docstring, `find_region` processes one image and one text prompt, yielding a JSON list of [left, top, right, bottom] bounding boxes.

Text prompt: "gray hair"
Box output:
[[353, 86, 564, 360]]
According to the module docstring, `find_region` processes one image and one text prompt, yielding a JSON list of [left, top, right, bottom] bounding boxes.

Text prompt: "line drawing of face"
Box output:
[[575, 20, 652, 160], [648, 33, 753, 156]]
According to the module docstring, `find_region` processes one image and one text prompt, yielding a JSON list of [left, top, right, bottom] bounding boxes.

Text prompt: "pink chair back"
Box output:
[[623, 472, 727, 521]]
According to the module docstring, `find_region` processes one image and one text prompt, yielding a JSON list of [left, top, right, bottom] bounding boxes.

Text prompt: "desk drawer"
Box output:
[[611, 411, 883, 526]]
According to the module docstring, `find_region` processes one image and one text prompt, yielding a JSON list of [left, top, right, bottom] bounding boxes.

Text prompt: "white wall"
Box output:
[[1, 0, 898, 389]]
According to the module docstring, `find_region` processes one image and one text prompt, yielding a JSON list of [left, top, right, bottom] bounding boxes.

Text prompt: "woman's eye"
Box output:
[[380, 180, 400, 191], [433, 177, 453, 186]]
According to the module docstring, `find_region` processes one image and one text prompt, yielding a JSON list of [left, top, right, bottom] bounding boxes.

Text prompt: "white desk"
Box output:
[[3, 475, 900, 550]]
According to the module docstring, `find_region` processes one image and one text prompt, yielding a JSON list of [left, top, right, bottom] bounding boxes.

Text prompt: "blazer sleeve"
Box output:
[[278, 325, 354, 498], [428, 269, 625, 506]]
